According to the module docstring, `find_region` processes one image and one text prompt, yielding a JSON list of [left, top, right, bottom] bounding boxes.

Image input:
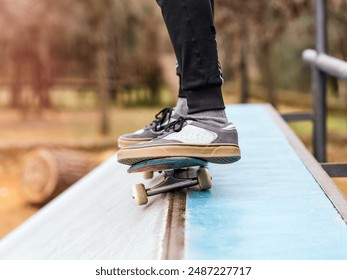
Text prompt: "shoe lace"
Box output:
[[149, 108, 173, 132], [164, 116, 196, 133]]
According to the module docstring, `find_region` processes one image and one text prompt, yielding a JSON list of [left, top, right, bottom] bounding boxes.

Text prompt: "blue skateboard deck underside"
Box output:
[[128, 157, 207, 173]]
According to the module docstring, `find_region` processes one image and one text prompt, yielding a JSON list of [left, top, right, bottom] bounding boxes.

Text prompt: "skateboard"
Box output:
[[128, 157, 212, 205]]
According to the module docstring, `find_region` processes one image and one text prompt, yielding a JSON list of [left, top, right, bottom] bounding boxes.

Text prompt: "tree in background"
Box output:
[[78, 0, 114, 135], [216, 0, 311, 106], [329, 0, 347, 104], [0, 0, 162, 134], [216, 1, 253, 104], [0, 0, 81, 111], [77, 0, 161, 134], [1, 0, 346, 119]]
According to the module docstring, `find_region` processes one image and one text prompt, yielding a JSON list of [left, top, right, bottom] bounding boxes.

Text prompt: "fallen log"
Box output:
[[22, 148, 99, 204]]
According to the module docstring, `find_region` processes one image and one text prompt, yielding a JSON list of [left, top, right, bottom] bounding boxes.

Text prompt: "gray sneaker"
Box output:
[[117, 108, 176, 148], [117, 116, 241, 165]]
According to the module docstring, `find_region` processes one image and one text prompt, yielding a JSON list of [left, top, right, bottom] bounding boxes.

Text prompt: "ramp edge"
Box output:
[[267, 105, 347, 223]]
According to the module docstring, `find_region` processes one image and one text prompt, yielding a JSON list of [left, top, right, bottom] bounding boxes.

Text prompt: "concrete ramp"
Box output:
[[0, 104, 347, 260]]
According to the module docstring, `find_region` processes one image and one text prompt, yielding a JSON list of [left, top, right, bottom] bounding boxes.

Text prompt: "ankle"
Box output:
[[174, 98, 188, 116], [189, 109, 229, 127]]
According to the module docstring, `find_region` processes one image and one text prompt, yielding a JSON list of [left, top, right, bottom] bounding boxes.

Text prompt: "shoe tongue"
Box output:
[[160, 110, 174, 127]]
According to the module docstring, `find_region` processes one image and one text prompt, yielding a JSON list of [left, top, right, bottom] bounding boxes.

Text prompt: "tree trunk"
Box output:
[[95, 18, 111, 135], [338, 26, 347, 106], [32, 27, 52, 109], [107, 19, 117, 102], [239, 20, 250, 104], [339, 80, 347, 106], [21, 148, 98, 205], [10, 59, 22, 108], [259, 43, 277, 107]]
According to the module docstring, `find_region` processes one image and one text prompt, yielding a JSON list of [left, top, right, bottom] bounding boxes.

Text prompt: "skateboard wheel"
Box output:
[[143, 171, 154, 180], [197, 167, 212, 191], [132, 184, 148, 205]]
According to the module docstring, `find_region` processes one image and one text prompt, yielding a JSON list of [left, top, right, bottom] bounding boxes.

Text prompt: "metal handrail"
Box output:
[[281, 0, 346, 177], [303, 49, 347, 81], [298, 0, 347, 177]]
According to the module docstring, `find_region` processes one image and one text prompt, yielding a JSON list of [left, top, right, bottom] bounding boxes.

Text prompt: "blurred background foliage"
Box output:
[[0, 0, 346, 146], [0, 0, 347, 114]]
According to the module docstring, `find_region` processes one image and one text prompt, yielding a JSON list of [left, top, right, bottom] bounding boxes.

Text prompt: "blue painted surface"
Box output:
[[185, 104, 347, 260]]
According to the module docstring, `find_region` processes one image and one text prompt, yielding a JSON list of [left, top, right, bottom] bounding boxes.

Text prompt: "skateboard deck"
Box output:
[[128, 157, 208, 173], [128, 157, 212, 206]]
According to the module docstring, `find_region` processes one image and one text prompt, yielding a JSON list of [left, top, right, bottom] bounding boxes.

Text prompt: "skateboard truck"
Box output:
[[132, 167, 212, 205], [128, 157, 212, 206]]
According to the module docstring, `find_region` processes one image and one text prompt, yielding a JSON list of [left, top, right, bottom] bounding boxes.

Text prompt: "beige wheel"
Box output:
[[143, 171, 154, 180], [132, 184, 148, 205], [197, 167, 212, 191]]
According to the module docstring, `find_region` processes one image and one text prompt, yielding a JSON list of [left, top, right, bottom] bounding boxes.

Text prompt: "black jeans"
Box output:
[[156, 0, 225, 114]]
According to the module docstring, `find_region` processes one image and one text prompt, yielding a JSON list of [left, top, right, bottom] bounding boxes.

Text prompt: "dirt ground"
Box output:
[[0, 107, 346, 239], [0, 153, 38, 239]]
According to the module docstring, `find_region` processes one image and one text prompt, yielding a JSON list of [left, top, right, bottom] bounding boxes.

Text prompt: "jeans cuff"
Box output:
[[186, 86, 225, 114]]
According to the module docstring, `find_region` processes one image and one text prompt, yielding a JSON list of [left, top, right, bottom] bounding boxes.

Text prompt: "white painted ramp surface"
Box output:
[[0, 154, 169, 260]]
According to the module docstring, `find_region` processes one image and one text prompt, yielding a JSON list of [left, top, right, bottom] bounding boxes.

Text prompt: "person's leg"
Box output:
[[157, 0, 225, 114], [118, 0, 217, 148], [117, 0, 240, 164]]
